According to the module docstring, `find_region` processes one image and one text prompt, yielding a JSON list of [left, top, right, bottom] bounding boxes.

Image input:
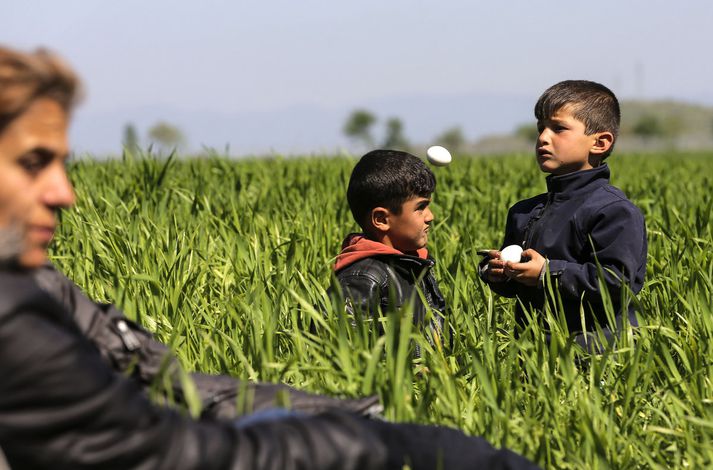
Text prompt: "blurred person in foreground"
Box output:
[[0, 45, 538, 469]]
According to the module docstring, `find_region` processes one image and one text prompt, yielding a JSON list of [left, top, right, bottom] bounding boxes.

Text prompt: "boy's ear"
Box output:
[[370, 207, 391, 233], [590, 131, 614, 156]]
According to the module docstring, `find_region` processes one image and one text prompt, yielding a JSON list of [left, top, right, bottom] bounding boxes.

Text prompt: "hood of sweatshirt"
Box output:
[[334, 233, 428, 272]]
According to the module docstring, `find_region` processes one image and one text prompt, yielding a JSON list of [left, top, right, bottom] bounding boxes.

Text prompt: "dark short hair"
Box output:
[[534, 80, 620, 158], [347, 149, 435, 229]]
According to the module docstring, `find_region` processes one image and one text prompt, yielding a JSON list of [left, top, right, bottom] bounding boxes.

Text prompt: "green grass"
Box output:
[[52, 151, 713, 469]]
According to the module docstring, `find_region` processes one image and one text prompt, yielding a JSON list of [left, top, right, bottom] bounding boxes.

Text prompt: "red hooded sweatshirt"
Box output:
[[334, 233, 428, 272]]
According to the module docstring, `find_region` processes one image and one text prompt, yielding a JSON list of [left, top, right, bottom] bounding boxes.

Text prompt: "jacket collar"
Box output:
[[389, 254, 435, 279], [545, 164, 610, 195], [334, 233, 429, 272]]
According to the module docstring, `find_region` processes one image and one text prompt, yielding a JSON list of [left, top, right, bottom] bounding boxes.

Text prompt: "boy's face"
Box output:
[[384, 196, 433, 253], [535, 105, 604, 176]]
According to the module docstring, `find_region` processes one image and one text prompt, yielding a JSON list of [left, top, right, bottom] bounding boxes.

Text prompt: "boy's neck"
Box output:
[[363, 231, 407, 254], [364, 231, 393, 248]]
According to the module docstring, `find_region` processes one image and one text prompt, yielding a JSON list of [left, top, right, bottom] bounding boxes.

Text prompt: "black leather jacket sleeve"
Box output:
[[31, 264, 382, 420], [1, 271, 538, 470], [0, 271, 392, 469], [362, 419, 540, 470]]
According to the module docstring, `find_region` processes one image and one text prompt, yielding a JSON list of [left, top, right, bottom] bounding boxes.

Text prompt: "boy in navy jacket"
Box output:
[[480, 80, 647, 349]]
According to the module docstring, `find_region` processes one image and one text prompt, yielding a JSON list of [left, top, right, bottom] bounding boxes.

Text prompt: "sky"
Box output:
[[3, 0, 713, 155]]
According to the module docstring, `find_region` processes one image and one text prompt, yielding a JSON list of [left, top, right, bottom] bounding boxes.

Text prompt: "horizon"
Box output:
[[4, 1, 713, 155]]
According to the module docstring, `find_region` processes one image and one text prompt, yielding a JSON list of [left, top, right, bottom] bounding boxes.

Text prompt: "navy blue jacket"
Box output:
[[483, 164, 647, 333]]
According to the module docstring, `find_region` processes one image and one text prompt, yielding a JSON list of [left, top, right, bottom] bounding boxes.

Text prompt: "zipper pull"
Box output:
[[115, 319, 141, 351]]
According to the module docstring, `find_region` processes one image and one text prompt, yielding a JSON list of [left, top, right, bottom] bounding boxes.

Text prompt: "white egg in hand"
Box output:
[[426, 145, 452, 166], [500, 245, 524, 263]]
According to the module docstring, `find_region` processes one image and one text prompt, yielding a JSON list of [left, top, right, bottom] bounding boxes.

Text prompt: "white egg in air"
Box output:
[[426, 146, 452, 166], [500, 245, 524, 263]]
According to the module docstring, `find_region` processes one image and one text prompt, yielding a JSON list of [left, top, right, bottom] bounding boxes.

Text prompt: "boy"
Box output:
[[331, 149, 447, 340], [481, 80, 647, 349]]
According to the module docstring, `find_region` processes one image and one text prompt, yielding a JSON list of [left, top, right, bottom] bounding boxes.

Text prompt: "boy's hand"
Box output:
[[504, 249, 546, 286], [482, 250, 509, 283]]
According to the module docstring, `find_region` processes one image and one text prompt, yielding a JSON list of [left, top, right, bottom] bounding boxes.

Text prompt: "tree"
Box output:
[[632, 114, 663, 139], [382, 117, 409, 150], [514, 123, 539, 142], [435, 126, 466, 153], [343, 109, 376, 147], [122, 123, 140, 155], [661, 115, 684, 139], [148, 121, 186, 153]]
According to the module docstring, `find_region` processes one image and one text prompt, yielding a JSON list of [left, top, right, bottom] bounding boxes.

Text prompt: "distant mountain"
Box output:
[[470, 100, 713, 155], [69, 92, 533, 157], [615, 100, 713, 152], [69, 95, 713, 158]]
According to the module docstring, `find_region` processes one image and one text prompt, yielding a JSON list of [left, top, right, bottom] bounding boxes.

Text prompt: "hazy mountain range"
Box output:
[[70, 92, 535, 157], [70, 92, 713, 157]]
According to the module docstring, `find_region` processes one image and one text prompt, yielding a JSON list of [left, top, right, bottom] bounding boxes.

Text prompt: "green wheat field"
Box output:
[[51, 152, 712, 469]]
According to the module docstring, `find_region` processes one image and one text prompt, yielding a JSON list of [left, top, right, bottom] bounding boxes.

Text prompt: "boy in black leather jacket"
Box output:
[[480, 80, 647, 350], [332, 149, 447, 344]]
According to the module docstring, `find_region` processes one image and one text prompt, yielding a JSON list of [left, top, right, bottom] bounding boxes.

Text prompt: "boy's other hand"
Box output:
[[483, 250, 509, 283], [504, 249, 546, 286]]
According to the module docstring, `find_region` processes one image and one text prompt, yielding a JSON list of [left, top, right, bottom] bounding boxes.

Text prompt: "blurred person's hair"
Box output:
[[0, 45, 82, 131]]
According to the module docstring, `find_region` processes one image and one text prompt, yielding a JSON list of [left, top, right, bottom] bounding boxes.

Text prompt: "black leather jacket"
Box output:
[[334, 254, 447, 339], [0, 267, 539, 470], [0, 268, 387, 469]]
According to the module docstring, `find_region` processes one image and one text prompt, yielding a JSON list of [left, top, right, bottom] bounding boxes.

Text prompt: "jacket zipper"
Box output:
[[115, 319, 141, 351], [523, 192, 554, 249]]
